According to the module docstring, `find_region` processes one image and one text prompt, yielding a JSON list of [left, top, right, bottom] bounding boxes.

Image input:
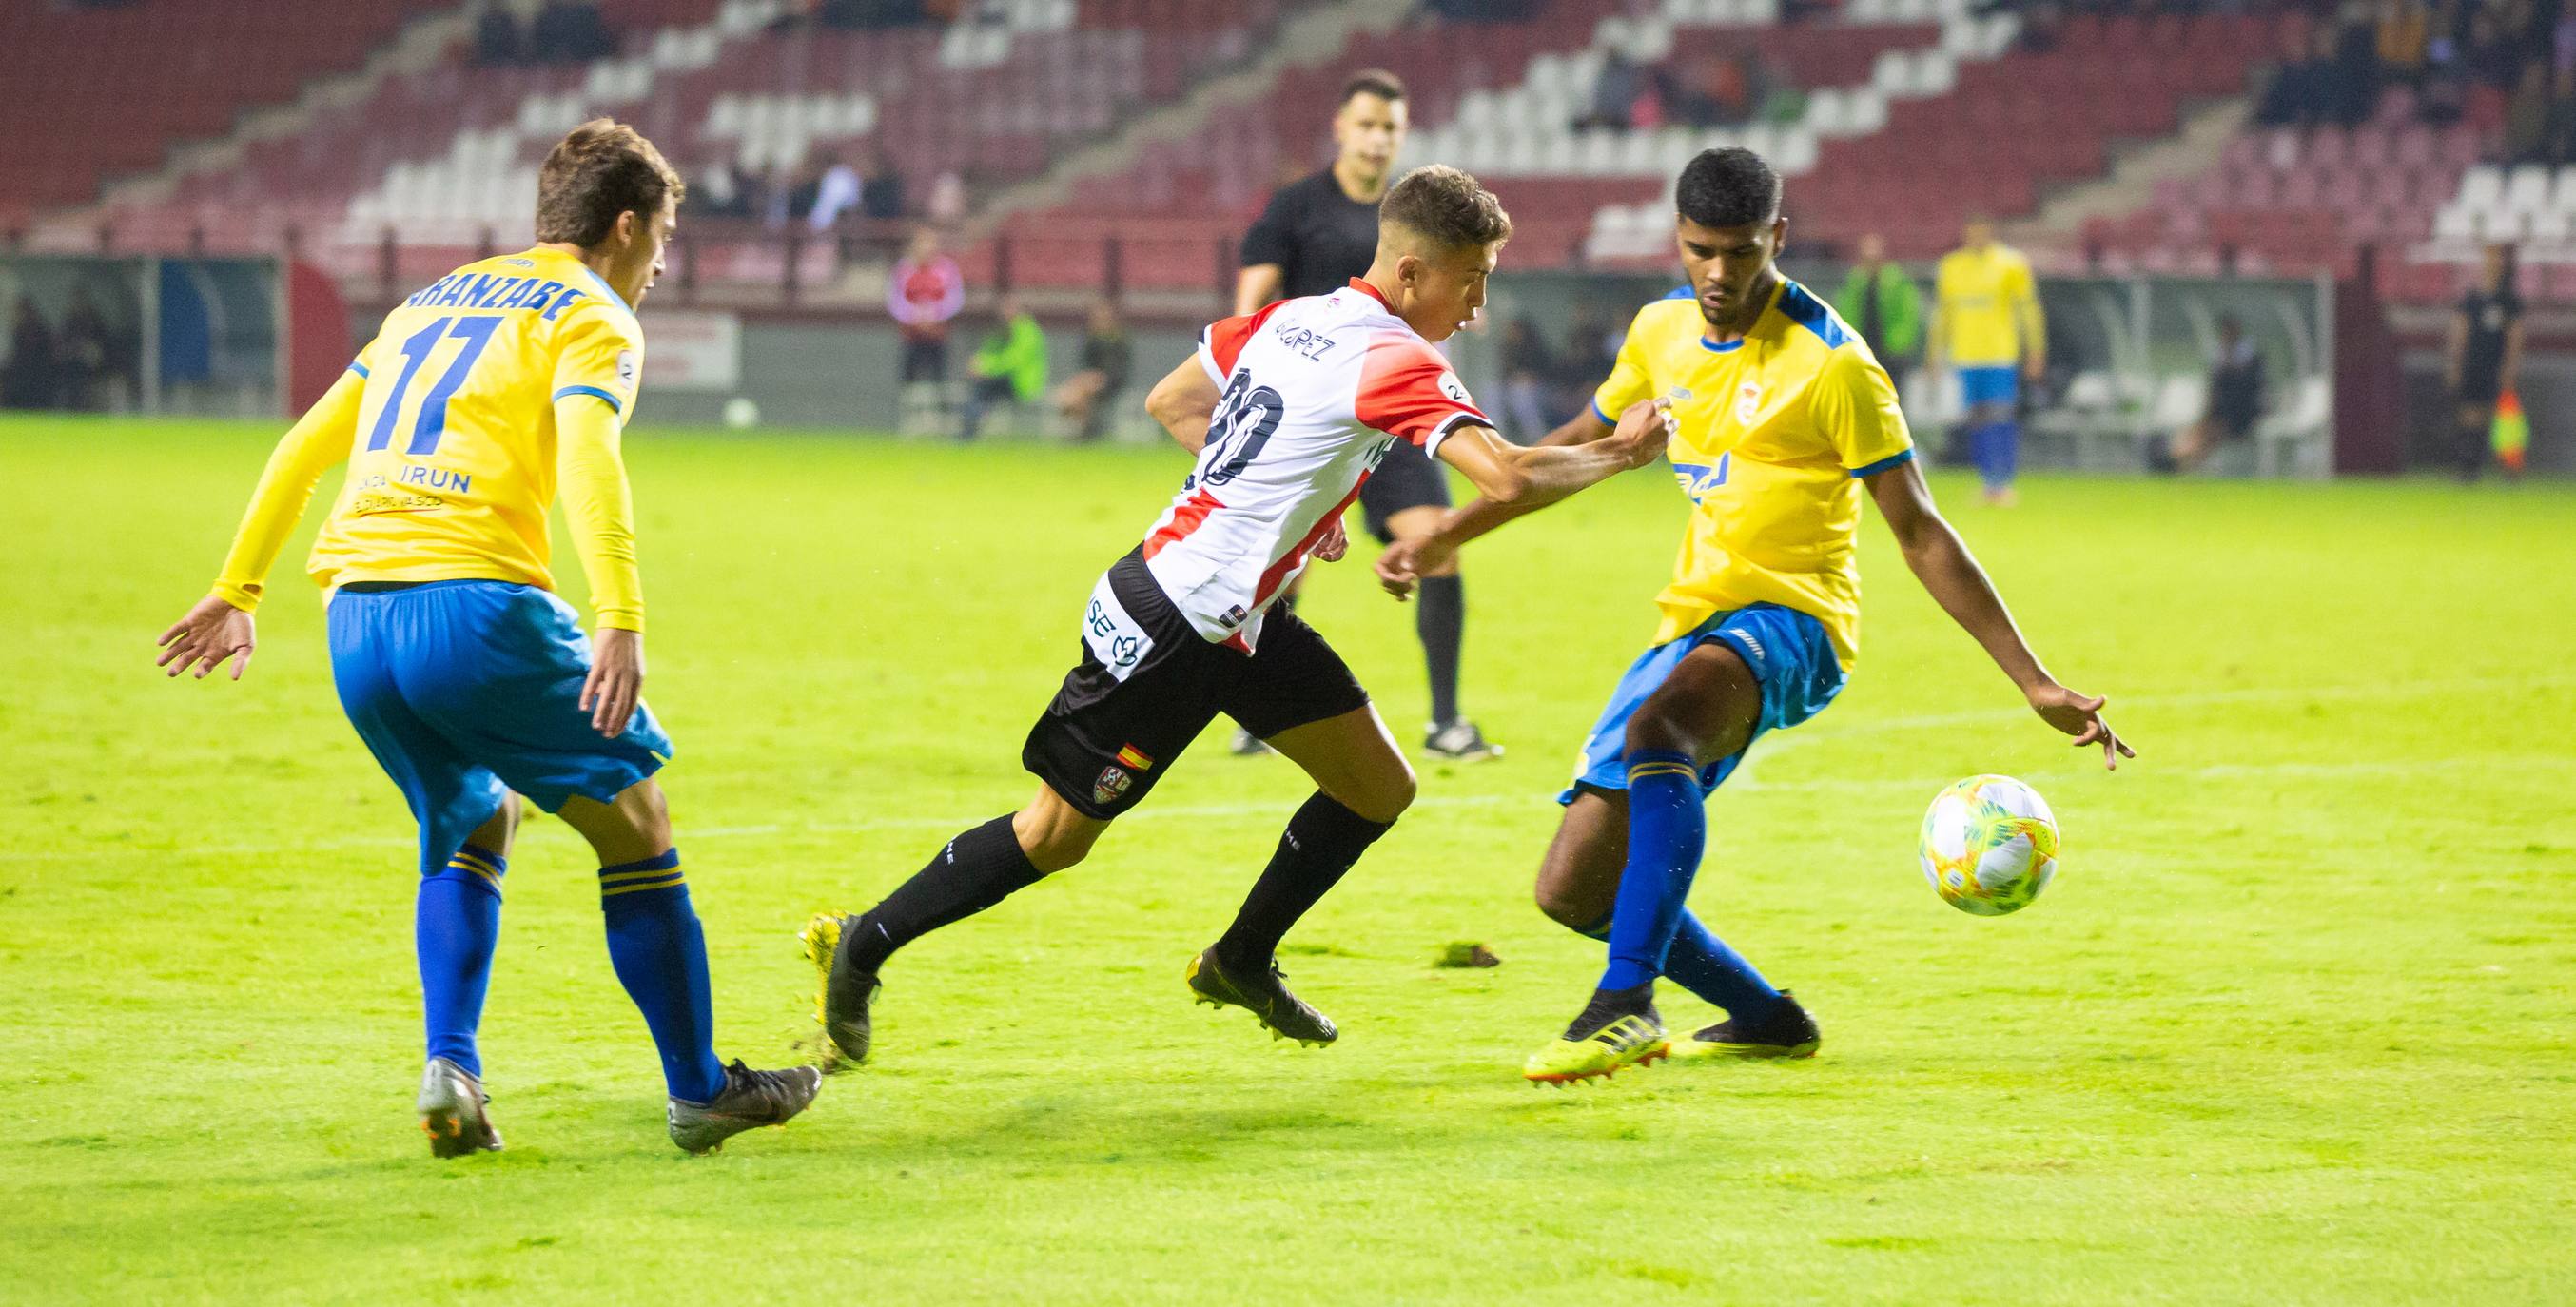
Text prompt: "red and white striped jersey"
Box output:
[[1139, 280, 1489, 652]]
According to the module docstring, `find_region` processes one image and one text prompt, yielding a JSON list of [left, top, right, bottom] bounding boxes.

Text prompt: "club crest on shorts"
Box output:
[[1093, 765, 1134, 808]]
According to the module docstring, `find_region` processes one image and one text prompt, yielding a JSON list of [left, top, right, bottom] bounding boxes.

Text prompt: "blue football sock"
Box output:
[[1970, 419, 2021, 488], [418, 843, 506, 1077], [1572, 906, 1781, 1018], [1600, 751, 1706, 992], [597, 849, 727, 1104]]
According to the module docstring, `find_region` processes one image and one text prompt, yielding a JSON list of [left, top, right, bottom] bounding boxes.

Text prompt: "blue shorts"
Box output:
[[1560, 604, 1845, 805], [327, 579, 673, 876], [1957, 365, 2020, 408]]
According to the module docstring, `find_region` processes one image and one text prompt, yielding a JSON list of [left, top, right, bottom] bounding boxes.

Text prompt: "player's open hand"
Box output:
[[1607, 397, 1677, 469], [1375, 536, 1454, 601], [582, 627, 647, 737], [2026, 681, 2135, 770], [1312, 517, 1349, 564], [157, 595, 257, 681]]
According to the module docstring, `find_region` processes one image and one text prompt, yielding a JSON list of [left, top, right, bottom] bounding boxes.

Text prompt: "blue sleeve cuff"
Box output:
[[1590, 397, 1615, 426], [553, 384, 623, 414], [347, 361, 370, 379], [1847, 447, 1918, 478]]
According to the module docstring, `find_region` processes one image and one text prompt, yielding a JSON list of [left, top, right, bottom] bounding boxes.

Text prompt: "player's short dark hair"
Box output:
[[1381, 165, 1512, 249], [1341, 68, 1407, 105], [1675, 147, 1780, 229], [536, 119, 684, 247]]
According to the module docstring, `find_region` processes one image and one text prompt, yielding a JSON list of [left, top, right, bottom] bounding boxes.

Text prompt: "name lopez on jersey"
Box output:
[[1132, 281, 1489, 653]]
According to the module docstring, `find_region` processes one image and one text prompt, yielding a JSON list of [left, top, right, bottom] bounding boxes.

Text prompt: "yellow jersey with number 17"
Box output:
[[1591, 279, 1913, 668], [305, 246, 643, 602]]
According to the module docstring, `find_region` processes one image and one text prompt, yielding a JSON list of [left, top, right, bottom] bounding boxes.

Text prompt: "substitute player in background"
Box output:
[[1928, 217, 2045, 506], [1238, 69, 1497, 762], [806, 166, 1673, 1065], [154, 120, 821, 1155], [1377, 150, 2132, 1084]]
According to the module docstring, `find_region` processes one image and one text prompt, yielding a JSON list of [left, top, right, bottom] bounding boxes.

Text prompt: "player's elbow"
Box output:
[[1144, 376, 1196, 429], [1474, 464, 1536, 507]]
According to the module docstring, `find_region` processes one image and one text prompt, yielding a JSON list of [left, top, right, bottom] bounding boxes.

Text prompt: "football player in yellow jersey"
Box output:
[[1377, 150, 2134, 1083], [1930, 216, 2047, 505], [153, 120, 820, 1155]]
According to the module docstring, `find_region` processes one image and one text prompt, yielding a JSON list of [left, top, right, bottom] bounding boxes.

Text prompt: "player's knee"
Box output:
[[1622, 701, 1698, 759], [1337, 763, 1415, 826], [1012, 801, 1103, 873], [1532, 876, 1599, 930]]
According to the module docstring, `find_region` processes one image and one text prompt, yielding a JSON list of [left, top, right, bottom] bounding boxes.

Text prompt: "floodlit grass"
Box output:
[[5, 416, 2573, 1304]]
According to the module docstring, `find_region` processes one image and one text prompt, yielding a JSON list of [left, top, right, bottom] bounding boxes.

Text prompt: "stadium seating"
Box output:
[[101, 0, 1316, 286], [0, 0, 450, 223]]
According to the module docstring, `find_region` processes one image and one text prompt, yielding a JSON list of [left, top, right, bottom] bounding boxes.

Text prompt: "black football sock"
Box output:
[[1213, 792, 1393, 970], [1416, 574, 1464, 728], [1563, 982, 1657, 1040], [843, 814, 1046, 974]]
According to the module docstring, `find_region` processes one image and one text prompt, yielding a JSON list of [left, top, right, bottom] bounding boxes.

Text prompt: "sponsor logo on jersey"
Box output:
[[1735, 381, 1763, 425], [616, 349, 638, 388], [1219, 604, 1248, 629], [1093, 766, 1134, 808]]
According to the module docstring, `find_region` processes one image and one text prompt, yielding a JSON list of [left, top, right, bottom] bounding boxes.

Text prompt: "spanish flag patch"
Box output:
[[1116, 744, 1155, 771]]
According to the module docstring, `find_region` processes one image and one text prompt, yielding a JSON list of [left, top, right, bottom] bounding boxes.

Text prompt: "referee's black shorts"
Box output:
[[1357, 439, 1452, 544]]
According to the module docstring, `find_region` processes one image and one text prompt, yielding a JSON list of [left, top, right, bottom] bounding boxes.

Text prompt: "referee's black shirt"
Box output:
[[1240, 169, 1382, 302]]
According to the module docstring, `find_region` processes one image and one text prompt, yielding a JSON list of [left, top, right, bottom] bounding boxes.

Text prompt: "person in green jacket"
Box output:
[[1830, 233, 1923, 368], [959, 294, 1047, 440]]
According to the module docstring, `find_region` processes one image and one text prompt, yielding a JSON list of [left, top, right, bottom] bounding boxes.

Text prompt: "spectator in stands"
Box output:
[[2506, 61, 2554, 161], [1, 300, 55, 411], [473, 1, 524, 66], [530, 0, 615, 64], [1664, 50, 1755, 129], [2446, 243, 2524, 481], [1053, 299, 1132, 443], [927, 170, 968, 224], [1930, 216, 2046, 507], [957, 295, 1045, 441], [2255, 23, 2332, 127], [859, 146, 907, 223], [1832, 233, 1924, 374], [2377, 0, 2430, 85], [1497, 317, 1558, 443], [2545, 62, 2576, 164], [1578, 52, 1646, 131], [693, 159, 752, 219], [808, 150, 863, 233], [888, 227, 965, 424], [820, 0, 933, 27], [2168, 314, 2267, 474], [1429, 0, 1540, 18]]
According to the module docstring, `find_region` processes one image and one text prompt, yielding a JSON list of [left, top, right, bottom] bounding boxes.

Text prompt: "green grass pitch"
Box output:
[[5, 416, 2574, 1304]]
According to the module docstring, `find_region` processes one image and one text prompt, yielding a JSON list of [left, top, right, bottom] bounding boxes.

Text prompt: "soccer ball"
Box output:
[[1918, 774, 2060, 916]]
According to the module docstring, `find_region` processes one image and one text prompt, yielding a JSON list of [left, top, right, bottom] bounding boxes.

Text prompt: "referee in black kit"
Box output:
[[1233, 68, 1498, 762]]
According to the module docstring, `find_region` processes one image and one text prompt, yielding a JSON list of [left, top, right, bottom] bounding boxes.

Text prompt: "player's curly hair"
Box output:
[[536, 119, 685, 248], [1381, 165, 1512, 249], [1676, 147, 1780, 229]]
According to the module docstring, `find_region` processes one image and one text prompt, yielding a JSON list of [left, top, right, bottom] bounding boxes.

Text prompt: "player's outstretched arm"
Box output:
[[1143, 356, 1222, 454], [1376, 399, 1670, 599], [157, 368, 366, 680], [1864, 458, 2135, 769]]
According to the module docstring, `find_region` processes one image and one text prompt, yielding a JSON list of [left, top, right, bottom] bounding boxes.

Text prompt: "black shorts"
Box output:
[[1023, 548, 1371, 819], [901, 337, 946, 385], [1357, 438, 1452, 544], [2455, 364, 2503, 408]]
